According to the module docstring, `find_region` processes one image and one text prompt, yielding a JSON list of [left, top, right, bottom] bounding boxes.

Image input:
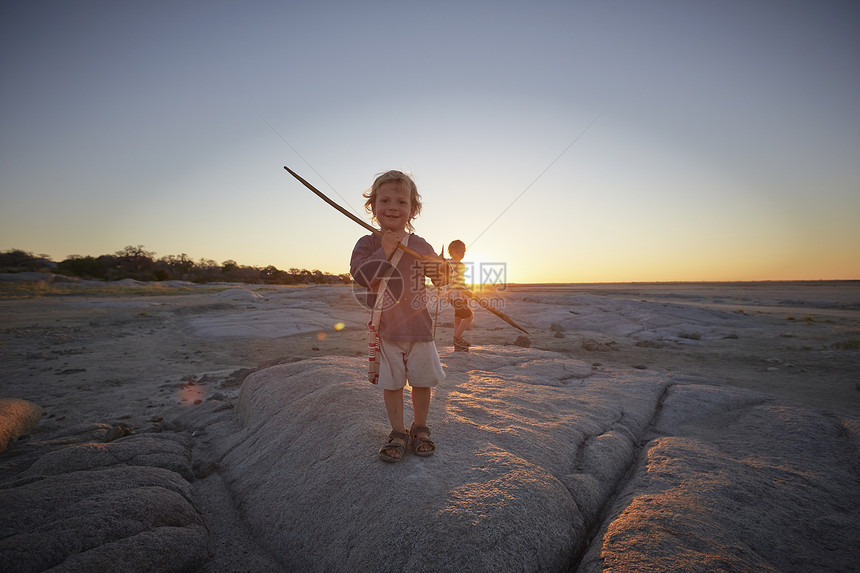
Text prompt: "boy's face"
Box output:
[[374, 182, 413, 232], [448, 246, 465, 261]]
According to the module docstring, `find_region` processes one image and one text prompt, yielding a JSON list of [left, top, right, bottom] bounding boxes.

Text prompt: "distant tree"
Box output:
[[6, 245, 349, 285], [114, 245, 156, 278], [261, 265, 292, 284], [0, 249, 43, 272], [116, 245, 154, 263], [186, 258, 220, 283], [57, 255, 108, 279], [159, 254, 195, 278]]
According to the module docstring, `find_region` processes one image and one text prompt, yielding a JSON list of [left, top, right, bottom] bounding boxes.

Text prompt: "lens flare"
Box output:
[[178, 382, 204, 406]]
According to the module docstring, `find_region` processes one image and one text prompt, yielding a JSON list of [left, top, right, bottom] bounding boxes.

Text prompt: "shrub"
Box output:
[[831, 338, 860, 350], [0, 249, 52, 272]]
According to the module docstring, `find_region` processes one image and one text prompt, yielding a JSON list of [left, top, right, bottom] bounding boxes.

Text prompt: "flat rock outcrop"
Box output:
[[578, 379, 860, 572], [3, 343, 857, 572], [216, 346, 860, 571], [0, 426, 207, 573]]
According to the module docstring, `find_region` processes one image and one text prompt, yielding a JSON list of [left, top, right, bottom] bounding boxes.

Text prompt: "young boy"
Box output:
[[446, 240, 474, 352], [349, 170, 448, 462]]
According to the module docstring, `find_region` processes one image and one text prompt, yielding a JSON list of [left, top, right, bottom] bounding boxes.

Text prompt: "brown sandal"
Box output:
[[409, 424, 436, 457], [379, 429, 409, 463]]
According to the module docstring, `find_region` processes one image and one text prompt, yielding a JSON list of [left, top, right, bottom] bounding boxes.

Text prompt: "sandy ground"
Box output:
[[503, 281, 860, 414], [1, 280, 858, 436]]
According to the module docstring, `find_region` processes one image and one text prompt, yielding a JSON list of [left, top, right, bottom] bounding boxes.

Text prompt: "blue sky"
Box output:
[[2, 1, 858, 282]]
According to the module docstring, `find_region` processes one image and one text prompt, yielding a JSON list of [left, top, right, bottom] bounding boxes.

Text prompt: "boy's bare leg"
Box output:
[[411, 387, 433, 453], [454, 315, 473, 342], [462, 315, 473, 337], [382, 388, 407, 459]]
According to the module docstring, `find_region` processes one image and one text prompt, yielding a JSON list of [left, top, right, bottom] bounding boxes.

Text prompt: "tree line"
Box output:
[[0, 246, 351, 285]]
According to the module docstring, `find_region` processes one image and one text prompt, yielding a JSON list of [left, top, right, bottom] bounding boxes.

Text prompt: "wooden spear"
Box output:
[[433, 243, 444, 339], [284, 165, 529, 335]]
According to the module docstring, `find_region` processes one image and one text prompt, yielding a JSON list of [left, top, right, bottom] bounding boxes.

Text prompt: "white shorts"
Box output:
[[378, 339, 445, 391]]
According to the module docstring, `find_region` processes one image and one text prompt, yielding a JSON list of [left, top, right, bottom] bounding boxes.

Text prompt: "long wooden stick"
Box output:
[[284, 165, 426, 260], [284, 165, 529, 335], [433, 243, 443, 338]]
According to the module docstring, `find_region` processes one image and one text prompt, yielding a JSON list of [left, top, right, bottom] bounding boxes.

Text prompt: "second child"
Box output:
[[446, 240, 474, 351]]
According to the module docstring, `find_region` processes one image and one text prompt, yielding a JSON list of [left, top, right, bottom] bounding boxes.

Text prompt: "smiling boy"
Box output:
[[349, 170, 448, 462]]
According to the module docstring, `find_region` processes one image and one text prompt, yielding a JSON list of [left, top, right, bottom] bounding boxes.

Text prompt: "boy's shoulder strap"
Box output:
[[370, 234, 410, 325], [388, 233, 410, 266]]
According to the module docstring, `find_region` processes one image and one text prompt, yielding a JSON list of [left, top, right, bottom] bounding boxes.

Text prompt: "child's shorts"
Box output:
[[454, 306, 473, 319], [451, 297, 473, 319], [378, 339, 445, 391]]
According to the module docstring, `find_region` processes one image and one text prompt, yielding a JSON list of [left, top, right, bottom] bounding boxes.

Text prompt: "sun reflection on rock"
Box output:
[[178, 381, 204, 405]]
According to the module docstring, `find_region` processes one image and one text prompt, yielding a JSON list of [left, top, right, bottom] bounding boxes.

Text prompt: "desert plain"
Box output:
[[1, 275, 858, 571]]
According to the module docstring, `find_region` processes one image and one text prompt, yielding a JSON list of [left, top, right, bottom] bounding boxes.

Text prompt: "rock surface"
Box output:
[[2, 282, 858, 571], [578, 379, 860, 572], [210, 347, 860, 572], [0, 426, 208, 573]]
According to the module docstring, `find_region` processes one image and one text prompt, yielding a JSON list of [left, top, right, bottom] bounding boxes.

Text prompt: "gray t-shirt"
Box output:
[[350, 233, 438, 342]]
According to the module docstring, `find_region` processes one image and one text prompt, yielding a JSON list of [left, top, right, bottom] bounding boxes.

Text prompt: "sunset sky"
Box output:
[[2, 1, 858, 283]]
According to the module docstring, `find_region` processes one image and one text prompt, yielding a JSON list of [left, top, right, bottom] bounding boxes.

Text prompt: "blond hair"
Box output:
[[363, 170, 422, 232]]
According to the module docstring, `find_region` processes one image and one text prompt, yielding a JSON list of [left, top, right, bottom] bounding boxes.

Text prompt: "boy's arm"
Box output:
[[424, 254, 450, 287]]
